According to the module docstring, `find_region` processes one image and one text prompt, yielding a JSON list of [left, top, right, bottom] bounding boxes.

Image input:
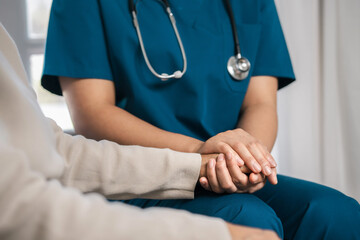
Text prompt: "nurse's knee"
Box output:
[[220, 196, 283, 238], [305, 189, 360, 238]]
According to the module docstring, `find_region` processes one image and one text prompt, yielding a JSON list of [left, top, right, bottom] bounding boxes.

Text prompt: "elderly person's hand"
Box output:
[[200, 153, 274, 194]]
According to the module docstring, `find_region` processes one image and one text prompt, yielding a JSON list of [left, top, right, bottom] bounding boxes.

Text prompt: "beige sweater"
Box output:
[[0, 24, 231, 240]]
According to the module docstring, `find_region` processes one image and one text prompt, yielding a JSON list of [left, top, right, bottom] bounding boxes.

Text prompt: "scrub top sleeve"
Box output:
[[252, 0, 295, 89], [41, 0, 113, 96]]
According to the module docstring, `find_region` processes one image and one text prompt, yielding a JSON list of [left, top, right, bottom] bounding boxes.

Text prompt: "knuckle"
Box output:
[[234, 128, 244, 134], [248, 141, 258, 149], [232, 176, 244, 186], [215, 141, 224, 148], [215, 162, 225, 171], [226, 157, 237, 166], [218, 132, 227, 139], [253, 139, 261, 145], [216, 142, 227, 151], [234, 142, 243, 150], [215, 132, 222, 138]]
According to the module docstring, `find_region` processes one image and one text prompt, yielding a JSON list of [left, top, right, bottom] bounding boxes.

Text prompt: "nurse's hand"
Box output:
[[200, 154, 267, 193], [197, 129, 278, 185]]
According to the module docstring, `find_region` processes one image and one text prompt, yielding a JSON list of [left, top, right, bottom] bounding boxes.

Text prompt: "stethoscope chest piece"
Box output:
[[227, 55, 251, 81]]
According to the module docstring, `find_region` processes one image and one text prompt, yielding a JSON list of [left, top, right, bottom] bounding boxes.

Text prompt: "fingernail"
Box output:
[[264, 166, 272, 175], [253, 162, 262, 172], [236, 156, 244, 165]]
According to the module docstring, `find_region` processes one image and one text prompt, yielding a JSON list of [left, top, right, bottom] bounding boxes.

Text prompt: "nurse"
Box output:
[[42, 0, 360, 239]]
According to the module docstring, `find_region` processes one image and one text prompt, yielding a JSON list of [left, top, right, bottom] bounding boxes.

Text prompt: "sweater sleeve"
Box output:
[[0, 145, 231, 240], [49, 119, 202, 200]]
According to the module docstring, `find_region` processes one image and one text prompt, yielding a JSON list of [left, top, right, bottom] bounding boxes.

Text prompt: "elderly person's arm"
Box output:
[[0, 143, 232, 240], [50, 119, 202, 199]]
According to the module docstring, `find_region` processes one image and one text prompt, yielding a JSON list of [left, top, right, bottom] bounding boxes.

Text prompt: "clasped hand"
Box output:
[[198, 129, 278, 194]]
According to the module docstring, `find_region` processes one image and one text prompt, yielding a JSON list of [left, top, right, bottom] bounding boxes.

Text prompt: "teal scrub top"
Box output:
[[42, 0, 295, 141]]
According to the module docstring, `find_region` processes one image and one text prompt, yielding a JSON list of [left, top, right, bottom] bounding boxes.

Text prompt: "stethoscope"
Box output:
[[129, 0, 250, 81]]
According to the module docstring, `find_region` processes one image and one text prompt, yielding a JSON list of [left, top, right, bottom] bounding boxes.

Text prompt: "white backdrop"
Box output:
[[274, 0, 360, 202]]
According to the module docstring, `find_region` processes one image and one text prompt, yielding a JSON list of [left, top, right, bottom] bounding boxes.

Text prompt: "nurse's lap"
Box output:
[[124, 175, 360, 239]]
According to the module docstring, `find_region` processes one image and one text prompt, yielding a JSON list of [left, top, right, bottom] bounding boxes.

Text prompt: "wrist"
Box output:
[[186, 138, 204, 153]]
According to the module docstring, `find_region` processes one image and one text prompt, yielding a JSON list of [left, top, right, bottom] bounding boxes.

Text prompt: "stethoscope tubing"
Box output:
[[223, 0, 242, 58], [129, 0, 250, 81], [130, 0, 187, 80]]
